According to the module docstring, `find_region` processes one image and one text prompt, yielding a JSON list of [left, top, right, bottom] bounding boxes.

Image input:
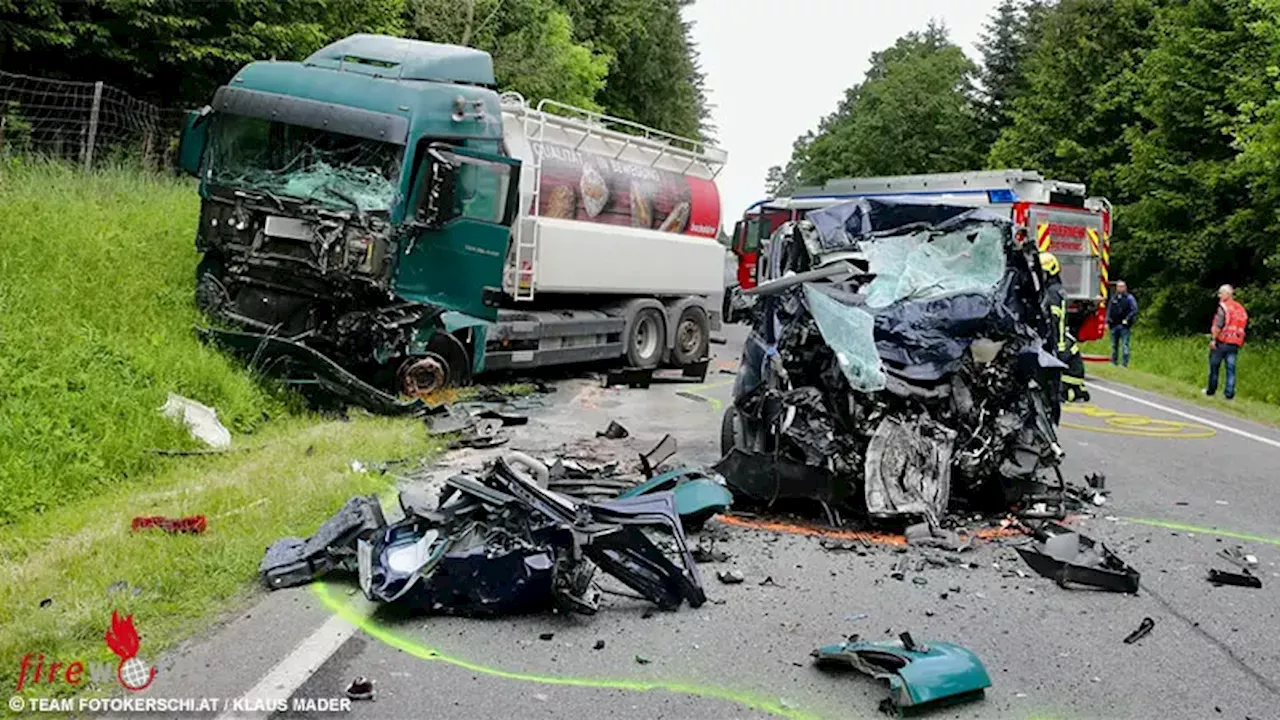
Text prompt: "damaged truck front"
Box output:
[[177, 35, 520, 408], [716, 198, 1066, 525]]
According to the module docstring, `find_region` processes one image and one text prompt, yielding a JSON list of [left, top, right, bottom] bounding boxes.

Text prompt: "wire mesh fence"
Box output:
[[0, 71, 187, 170]]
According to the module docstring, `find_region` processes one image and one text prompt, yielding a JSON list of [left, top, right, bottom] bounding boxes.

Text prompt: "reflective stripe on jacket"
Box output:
[[1214, 299, 1248, 346]]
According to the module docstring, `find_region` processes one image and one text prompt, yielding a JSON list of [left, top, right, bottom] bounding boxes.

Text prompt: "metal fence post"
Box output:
[[84, 80, 103, 170]]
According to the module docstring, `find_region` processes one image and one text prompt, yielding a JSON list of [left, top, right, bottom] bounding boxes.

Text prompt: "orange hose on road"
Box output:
[[716, 514, 1030, 546]]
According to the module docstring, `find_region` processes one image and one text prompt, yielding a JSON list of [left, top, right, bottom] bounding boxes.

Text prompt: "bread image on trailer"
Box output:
[[496, 93, 727, 375]]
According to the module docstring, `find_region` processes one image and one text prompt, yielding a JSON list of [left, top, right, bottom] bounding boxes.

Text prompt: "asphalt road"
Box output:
[[153, 325, 1280, 720]]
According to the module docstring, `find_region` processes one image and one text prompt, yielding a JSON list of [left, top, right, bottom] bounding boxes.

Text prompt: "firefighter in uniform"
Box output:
[[1039, 253, 1090, 416]]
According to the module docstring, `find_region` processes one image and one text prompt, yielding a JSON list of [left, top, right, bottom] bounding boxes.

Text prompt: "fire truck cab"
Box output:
[[729, 169, 1112, 340]]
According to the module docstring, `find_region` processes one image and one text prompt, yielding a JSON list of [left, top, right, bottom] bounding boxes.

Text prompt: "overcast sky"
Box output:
[[684, 0, 1003, 228]]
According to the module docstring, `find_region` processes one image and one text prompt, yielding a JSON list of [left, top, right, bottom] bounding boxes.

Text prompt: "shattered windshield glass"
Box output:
[[208, 114, 402, 212], [862, 223, 1006, 308], [803, 284, 887, 393]]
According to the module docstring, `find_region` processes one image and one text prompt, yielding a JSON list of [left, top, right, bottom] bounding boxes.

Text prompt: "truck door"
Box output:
[[395, 143, 522, 322]]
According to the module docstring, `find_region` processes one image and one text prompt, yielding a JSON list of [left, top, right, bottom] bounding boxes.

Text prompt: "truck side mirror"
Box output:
[[177, 107, 212, 177]]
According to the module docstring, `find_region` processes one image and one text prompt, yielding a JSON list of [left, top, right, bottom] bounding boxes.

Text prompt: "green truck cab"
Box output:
[[178, 34, 520, 405]]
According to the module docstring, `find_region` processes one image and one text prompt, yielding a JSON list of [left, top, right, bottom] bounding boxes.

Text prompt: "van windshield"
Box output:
[[208, 114, 403, 212]]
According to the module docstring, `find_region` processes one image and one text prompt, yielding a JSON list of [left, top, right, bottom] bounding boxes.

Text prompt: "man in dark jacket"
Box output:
[[1107, 280, 1138, 367]]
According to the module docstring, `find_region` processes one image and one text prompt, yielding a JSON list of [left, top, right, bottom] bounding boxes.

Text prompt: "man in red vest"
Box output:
[[1205, 284, 1248, 400]]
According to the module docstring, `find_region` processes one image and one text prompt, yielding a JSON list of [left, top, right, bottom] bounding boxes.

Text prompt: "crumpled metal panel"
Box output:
[[863, 415, 956, 519]]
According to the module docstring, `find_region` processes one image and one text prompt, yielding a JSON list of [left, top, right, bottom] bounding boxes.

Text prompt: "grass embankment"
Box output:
[[1082, 333, 1280, 428], [0, 161, 436, 693]]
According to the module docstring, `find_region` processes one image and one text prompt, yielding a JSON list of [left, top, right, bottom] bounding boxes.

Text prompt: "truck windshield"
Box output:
[[208, 114, 402, 212]]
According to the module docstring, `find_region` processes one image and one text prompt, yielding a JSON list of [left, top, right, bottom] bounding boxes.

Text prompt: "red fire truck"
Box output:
[[728, 169, 1112, 340]]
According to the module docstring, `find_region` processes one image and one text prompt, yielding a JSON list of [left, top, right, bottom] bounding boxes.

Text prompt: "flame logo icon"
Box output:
[[105, 611, 156, 691]]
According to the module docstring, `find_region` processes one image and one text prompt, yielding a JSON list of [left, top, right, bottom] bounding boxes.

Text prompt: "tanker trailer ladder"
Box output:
[[504, 92, 545, 302], [532, 98, 726, 181]]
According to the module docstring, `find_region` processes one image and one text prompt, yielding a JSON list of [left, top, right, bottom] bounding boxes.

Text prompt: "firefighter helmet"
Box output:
[[1039, 252, 1061, 277]]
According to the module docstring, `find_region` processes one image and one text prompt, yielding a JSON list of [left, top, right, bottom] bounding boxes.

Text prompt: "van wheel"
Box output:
[[672, 306, 710, 366], [720, 405, 742, 456], [625, 307, 665, 369]]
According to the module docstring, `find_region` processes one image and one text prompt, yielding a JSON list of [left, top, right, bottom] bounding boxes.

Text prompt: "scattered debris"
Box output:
[[159, 393, 232, 449], [638, 434, 678, 478], [262, 455, 706, 616], [912, 577, 929, 586], [1123, 617, 1155, 645], [634, 654, 652, 665], [596, 421, 630, 439], [905, 521, 973, 552], [891, 556, 909, 581], [539, 633, 555, 641], [131, 515, 208, 535], [449, 418, 508, 449], [593, 640, 606, 651], [618, 468, 732, 530], [259, 496, 385, 589], [345, 676, 375, 701], [39, 598, 52, 609], [717, 570, 745, 585], [1207, 568, 1262, 589], [1085, 473, 1106, 490], [107, 581, 143, 598], [692, 540, 731, 564], [845, 613, 870, 621], [675, 391, 710, 404], [1218, 546, 1258, 570], [758, 576, 782, 587], [604, 368, 654, 389], [812, 632, 991, 714], [349, 460, 367, 473], [716, 198, 1066, 524], [1014, 522, 1140, 593]]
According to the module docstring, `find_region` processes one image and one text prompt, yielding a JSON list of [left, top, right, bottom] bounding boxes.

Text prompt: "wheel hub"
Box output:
[[398, 354, 448, 397]]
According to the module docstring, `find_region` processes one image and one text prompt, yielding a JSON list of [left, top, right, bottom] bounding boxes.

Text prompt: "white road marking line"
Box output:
[[1091, 382, 1280, 450], [215, 610, 360, 719]]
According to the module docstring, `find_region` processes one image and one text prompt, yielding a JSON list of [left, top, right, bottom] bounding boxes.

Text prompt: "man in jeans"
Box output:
[[1107, 280, 1139, 366], [1205, 284, 1248, 400]]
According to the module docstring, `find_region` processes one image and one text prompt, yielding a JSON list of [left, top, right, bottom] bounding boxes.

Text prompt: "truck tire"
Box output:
[[625, 307, 665, 369], [671, 305, 710, 366]]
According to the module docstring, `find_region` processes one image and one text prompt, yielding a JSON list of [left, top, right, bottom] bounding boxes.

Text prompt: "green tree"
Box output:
[[781, 23, 987, 185], [0, 0, 406, 107], [406, 0, 609, 110], [988, 0, 1161, 197], [557, 0, 710, 138], [976, 0, 1048, 140], [1115, 0, 1273, 332]]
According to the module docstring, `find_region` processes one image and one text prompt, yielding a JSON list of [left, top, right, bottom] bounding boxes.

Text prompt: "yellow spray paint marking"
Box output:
[[1061, 404, 1216, 439], [311, 582, 820, 720], [674, 378, 735, 411]]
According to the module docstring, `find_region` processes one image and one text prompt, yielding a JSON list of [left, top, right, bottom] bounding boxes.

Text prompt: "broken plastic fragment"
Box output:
[[1123, 617, 1154, 645], [812, 634, 991, 712], [159, 393, 231, 449], [345, 676, 375, 701]]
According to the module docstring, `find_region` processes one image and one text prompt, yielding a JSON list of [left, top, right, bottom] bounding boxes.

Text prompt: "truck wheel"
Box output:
[[672, 306, 710, 366], [625, 307, 665, 369]]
